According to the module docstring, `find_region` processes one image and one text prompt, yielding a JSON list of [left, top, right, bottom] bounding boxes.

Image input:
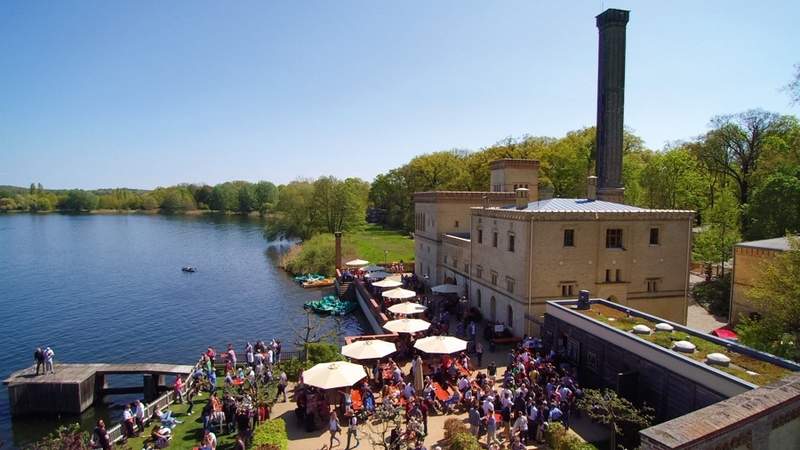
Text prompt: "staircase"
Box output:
[[336, 278, 353, 299]]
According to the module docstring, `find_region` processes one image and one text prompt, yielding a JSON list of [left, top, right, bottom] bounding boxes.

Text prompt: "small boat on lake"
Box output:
[[304, 295, 357, 316], [182, 266, 197, 273], [302, 278, 335, 288]]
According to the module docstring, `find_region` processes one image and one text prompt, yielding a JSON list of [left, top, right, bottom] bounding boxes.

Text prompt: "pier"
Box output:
[[3, 363, 194, 417]]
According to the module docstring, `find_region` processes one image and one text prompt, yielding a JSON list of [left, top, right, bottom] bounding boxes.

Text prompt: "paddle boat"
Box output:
[[182, 266, 197, 273]]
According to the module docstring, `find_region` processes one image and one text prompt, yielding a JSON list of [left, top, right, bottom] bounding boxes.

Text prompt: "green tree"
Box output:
[[747, 167, 800, 240], [697, 109, 796, 235], [254, 181, 278, 211], [693, 191, 740, 279], [0, 197, 18, 211], [577, 388, 653, 450], [639, 146, 705, 209], [267, 181, 317, 240], [208, 183, 238, 212], [141, 195, 159, 210], [61, 190, 99, 212], [237, 183, 258, 213], [159, 188, 196, 213], [740, 236, 800, 360]]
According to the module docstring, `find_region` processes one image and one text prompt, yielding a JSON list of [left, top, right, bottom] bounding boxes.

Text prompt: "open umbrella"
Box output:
[[302, 361, 367, 390], [365, 271, 392, 280], [388, 302, 427, 315], [382, 287, 417, 300], [341, 339, 397, 360], [345, 259, 369, 267], [431, 284, 461, 294], [413, 335, 468, 354], [362, 265, 385, 272], [383, 318, 430, 334], [372, 279, 403, 289]]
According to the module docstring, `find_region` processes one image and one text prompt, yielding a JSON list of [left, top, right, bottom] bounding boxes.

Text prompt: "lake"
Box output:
[[0, 213, 367, 448]]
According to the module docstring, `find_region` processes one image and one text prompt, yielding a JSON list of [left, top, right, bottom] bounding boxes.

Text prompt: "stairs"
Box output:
[[336, 279, 353, 299]]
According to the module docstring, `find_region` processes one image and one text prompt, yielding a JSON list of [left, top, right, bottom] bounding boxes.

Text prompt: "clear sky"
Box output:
[[1, 1, 798, 190]]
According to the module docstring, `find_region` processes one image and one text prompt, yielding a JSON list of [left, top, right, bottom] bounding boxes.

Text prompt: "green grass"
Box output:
[[344, 224, 414, 264], [575, 304, 793, 385], [122, 378, 277, 450]]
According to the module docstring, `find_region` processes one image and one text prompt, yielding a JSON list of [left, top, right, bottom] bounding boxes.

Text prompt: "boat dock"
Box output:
[[3, 363, 194, 417]]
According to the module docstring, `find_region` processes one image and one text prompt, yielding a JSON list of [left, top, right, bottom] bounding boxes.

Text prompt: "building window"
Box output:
[[649, 227, 660, 245], [615, 269, 621, 282], [464, 263, 469, 273], [564, 229, 575, 247], [443, 255, 448, 265], [492, 232, 498, 248], [454, 220, 459, 228], [507, 305, 514, 329], [491, 271, 498, 286], [477, 229, 483, 244], [506, 277, 515, 294], [606, 229, 623, 248], [476, 289, 482, 308], [647, 278, 660, 292], [605, 269, 611, 282], [560, 283, 576, 297], [476, 266, 483, 279], [508, 234, 515, 252], [452, 258, 458, 269]]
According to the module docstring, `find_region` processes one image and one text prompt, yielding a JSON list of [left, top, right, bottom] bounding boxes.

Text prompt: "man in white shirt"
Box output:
[[134, 400, 146, 433], [457, 375, 470, 393]]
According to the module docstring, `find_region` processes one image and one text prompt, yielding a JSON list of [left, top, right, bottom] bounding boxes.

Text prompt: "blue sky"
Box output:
[[1, 1, 798, 190]]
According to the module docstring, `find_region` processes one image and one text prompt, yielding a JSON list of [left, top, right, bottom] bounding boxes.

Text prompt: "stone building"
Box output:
[[729, 236, 791, 324], [412, 8, 694, 335]]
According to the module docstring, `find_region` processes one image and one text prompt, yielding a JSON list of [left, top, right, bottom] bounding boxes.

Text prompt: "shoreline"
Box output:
[[0, 209, 269, 217]]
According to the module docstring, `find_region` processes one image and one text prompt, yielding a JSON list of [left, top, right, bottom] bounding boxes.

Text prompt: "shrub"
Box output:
[[305, 342, 345, 364], [252, 419, 288, 450], [275, 358, 311, 382], [545, 422, 567, 449], [443, 418, 469, 441], [691, 272, 731, 317], [448, 431, 481, 450]]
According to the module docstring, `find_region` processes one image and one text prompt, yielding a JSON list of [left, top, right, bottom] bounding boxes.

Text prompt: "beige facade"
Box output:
[[414, 159, 694, 337], [730, 237, 790, 324]]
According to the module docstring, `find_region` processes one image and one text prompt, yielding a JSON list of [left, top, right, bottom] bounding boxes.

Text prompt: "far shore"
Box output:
[[0, 209, 269, 217]]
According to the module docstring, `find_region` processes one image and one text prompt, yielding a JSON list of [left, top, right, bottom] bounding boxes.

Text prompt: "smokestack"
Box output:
[[515, 188, 529, 209], [595, 9, 629, 204], [587, 176, 597, 201], [334, 231, 342, 270]]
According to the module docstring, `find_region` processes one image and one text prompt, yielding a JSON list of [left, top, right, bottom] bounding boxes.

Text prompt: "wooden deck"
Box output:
[[3, 363, 195, 417]]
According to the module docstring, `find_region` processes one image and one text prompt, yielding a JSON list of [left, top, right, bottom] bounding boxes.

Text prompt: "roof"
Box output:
[[497, 198, 647, 212], [735, 237, 791, 251]]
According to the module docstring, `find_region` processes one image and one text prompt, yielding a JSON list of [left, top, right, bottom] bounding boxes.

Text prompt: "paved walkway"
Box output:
[[685, 273, 728, 332]]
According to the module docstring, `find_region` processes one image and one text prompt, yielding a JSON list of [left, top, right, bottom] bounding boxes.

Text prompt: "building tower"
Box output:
[[595, 9, 629, 203]]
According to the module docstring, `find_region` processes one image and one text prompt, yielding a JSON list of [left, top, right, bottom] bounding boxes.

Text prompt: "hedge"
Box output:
[[252, 418, 288, 450]]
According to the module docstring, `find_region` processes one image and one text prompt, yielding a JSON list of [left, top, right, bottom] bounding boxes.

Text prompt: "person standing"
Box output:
[[277, 371, 288, 402], [44, 347, 55, 374], [34, 347, 44, 375], [468, 403, 481, 437], [92, 419, 112, 450], [329, 411, 341, 448], [486, 411, 500, 447], [174, 376, 184, 403], [345, 414, 359, 450], [134, 400, 146, 433], [475, 342, 484, 368], [245, 342, 254, 368]]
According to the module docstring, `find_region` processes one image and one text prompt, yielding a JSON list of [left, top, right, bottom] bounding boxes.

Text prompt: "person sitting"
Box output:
[[152, 408, 182, 428], [442, 389, 462, 413], [150, 424, 171, 449]]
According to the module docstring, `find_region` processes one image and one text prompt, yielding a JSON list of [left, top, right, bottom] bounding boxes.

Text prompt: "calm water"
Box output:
[[0, 213, 366, 448]]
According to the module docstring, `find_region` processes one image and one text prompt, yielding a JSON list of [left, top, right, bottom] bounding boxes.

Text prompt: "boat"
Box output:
[[293, 273, 326, 284], [304, 295, 357, 316], [182, 266, 197, 273], [302, 278, 335, 288]]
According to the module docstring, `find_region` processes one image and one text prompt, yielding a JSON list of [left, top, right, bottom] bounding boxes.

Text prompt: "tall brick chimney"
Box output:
[[595, 9, 629, 204]]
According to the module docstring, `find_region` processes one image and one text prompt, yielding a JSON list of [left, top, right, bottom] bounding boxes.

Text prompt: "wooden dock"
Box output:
[[3, 363, 195, 417]]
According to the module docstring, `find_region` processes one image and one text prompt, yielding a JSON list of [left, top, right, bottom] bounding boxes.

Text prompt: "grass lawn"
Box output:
[[344, 224, 414, 264], [122, 379, 277, 450]]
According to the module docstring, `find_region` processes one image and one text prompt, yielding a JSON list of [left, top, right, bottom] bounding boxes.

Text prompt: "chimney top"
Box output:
[[596, 8, 629, 28], [587, 176, 598, 201], [515, 188, 529, 210]]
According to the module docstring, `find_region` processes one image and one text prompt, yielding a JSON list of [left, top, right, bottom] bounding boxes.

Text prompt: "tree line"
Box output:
[[368, 109, 800, 273], [0, 181, 279, 215]]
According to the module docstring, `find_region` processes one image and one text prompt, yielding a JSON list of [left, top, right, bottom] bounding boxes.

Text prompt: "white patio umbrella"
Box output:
[[365, 271, 392, 280], [345, 259, 369, 267], [382, 287, 417, 300], [383, 318, 430, 334], [431, 284, 461, 294], [413, 335, 469, 354], [341, 339, 397, 360], [362, 264, 385, 272], [302, 361, 367, 390], [372, 279, 403, 289], [388, 302, 428, 315]]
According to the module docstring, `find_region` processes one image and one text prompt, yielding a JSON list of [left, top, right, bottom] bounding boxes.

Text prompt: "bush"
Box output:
[[275, 358, 311, 382], [691, 272, 731, 317], [252, 419, 288, 450], [448, 431, 481, 450], [443, 418, 469, 441], [305, 342, 345, 364]]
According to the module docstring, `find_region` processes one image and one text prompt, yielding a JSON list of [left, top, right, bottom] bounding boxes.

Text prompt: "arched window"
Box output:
[[507, 305, 514, 329], [490, 296, 497, 322], [476, 289, 482, 308]]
